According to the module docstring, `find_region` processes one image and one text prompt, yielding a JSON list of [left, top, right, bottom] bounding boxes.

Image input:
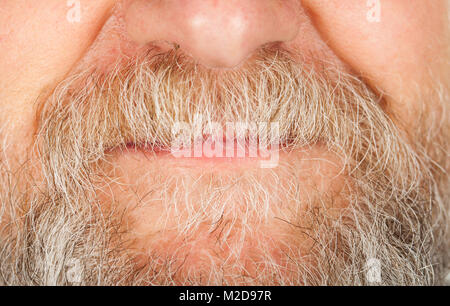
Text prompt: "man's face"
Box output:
[[0, 0, 448, 285]]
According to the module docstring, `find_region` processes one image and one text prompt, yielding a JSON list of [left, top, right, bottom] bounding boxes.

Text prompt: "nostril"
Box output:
[[124, 0, 302, 68]]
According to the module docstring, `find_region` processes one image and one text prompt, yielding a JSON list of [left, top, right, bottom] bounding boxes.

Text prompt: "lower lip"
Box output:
[[123, 138, 283, 162]]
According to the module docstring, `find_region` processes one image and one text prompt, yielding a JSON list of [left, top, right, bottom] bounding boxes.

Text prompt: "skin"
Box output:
[[0, 0, 448, 162], [0, 1, 448, 284]]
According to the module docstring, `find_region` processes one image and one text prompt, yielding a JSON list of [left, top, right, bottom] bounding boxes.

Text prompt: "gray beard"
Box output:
[[0, 49, 448, 285]]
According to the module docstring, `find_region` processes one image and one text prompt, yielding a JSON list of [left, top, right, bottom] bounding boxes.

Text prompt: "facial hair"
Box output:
[[0, 47, 448, 285]]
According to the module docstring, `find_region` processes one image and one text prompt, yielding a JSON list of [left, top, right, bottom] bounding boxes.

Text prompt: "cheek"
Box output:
[[302, 0, 449, 119], [0, 0, 115, 157], [0, 0, 115, 91]]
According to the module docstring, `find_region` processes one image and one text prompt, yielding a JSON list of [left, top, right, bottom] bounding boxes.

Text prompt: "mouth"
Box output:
[[111, 129, 299, 170]]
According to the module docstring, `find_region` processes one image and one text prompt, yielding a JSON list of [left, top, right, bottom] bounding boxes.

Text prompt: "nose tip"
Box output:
[[125, 0, 301, 68]]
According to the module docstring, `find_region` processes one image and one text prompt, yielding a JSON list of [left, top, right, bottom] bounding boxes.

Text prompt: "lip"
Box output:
[[119, 137, 283, 169]]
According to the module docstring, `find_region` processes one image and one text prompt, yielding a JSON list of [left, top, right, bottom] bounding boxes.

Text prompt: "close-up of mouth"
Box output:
[[0, 0, 448, 290], [122, 136, 284, 161]]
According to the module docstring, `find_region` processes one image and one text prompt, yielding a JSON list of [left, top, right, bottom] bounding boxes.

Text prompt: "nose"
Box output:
[[124, 0, 301, 68]]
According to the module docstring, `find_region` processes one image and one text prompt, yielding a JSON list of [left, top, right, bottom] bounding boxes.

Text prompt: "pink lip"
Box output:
[[124, 136, 282, 159]]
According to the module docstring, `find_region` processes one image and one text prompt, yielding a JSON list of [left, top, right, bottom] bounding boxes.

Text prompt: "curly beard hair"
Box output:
[[0, 47, 448, 285]]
